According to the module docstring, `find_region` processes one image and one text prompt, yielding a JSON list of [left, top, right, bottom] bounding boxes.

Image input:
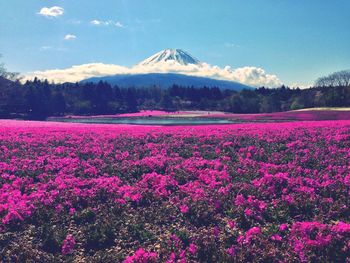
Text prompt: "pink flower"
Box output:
[[69, 207, 76, 215], [331, 221, 350, 234], [227, 220, 236, 229], [244, 208, 253, 217], [237, 235, 245, 243], [226, 245, 236, 256], [238, 227, 262, 244], [271, 234, 282, 241], [344, 175, 350, 187], [234, 194, 245, 206], [62, 234, 75, 255], [179, 205, 189, 214], [188, 243, 198, 255], [213, 226, 220, 237], [124, 248, 157, 263], [55, 204, 63, 213], [279, 223, 288, 232], [246, 227, 261, 236]]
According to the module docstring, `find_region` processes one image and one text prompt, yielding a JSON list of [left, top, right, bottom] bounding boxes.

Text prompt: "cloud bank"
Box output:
[[38, 6, 64, 18], [25, 61, 282, 88]]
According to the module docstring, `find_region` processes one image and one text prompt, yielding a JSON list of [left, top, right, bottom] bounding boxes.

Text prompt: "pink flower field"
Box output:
[[1, 120, 350, 262], [209, 110, 350, 122]]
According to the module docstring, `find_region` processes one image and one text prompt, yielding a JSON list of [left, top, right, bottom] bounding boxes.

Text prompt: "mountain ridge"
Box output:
[[82, 72, 252, 90]]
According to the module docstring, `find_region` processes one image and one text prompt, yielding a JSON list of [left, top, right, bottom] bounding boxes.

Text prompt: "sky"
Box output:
[[1, 0, 350, 87]]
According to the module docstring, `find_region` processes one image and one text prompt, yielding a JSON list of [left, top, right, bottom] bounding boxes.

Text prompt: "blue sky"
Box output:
[[1, 0, 350, 87]]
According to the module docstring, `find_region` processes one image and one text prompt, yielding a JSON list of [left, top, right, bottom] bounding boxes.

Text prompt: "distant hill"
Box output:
[[82, 73, 252, 91]]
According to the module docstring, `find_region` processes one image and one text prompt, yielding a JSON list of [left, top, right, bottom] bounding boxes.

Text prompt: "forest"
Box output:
[[0, 70, 350, 120]]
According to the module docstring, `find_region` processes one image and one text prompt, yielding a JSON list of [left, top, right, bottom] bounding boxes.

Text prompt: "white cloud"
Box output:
[[115, 21, 124, 28], [26, 63, 129, 83], [90, 19, 124, 28], [64, 34, 77, 41], [130, 62, 282, 87], [90, 20, 102, 25], [38, 6, 64, 18], [290, 83, 312, 89], [24, 60, 282, 87], [231, 67, 282, 87]]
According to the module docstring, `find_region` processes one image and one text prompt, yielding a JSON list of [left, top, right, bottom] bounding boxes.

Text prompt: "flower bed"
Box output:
[[1, 120, 350, 262], [209, 110, 350, 122]]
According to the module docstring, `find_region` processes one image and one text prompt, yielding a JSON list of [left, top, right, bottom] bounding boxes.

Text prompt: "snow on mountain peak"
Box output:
[[138, 49, 201, 66], [25, 48, 283, 87]]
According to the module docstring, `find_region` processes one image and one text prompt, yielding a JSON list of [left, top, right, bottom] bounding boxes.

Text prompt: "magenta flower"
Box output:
[[271, 234, 282, 241], [188, 243, 198, 255], [179, 205, 189, 214], [62, 234, 75, 255], [279, 223, 288, 231], [244, 208, 253, 217], [227, 220, 236, 229], [2, 119, 350, 261], [226, 245, 236, 256], [124, 248, 157, 263]]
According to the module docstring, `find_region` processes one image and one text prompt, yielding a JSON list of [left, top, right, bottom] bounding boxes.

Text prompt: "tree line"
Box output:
[[0, 78, 350, 120], [0, 69, 350, 120]]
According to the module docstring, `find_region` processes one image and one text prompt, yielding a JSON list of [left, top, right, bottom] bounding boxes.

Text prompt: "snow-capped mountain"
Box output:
[[26, 49, 282, 87], [138, 49, 201, 66], [82, 49, 252, 90]]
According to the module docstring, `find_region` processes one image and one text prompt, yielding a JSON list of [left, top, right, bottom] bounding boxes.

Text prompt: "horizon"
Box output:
[[1, 0, 350, 87]]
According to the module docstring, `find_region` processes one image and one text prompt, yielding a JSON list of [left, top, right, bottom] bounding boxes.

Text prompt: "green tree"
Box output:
[[125, 88, 138, 112], [160, 93, 175, 111], [51, 92, 66, 116], [290, 98, 304, 110]]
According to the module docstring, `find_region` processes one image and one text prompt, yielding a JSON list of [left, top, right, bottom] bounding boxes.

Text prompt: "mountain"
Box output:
[[27, 48, 282, 87], [138, 49, 201, 66], [83, 73, 251, 90], [81, 49, 252, 90]]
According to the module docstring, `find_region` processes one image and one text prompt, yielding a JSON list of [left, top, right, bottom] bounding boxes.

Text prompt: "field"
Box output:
[[1, 120, 350, 262], [56, 109, 350, 123]]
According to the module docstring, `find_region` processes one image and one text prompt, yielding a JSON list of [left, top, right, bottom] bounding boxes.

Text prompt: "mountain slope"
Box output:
[[82, 73, 251, 90]]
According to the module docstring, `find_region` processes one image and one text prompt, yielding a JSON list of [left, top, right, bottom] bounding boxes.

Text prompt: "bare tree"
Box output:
[[338, 70, 350, 87], [315, 70, 350, 87], [0, 54, 19, 81], [0, 58, 5, 77]]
